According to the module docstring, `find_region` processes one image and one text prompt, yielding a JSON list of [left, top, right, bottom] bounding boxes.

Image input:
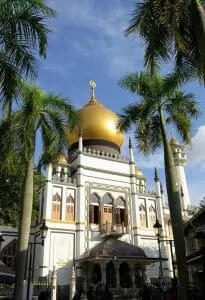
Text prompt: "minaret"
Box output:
[[160, 182, 166, 208], [154, 168, 164, 228], [170, 137, 190, 212], [129, 137, 140, 244]]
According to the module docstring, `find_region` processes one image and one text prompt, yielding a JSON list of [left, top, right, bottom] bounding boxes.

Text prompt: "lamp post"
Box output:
[[0, 231, 5, 252], [26, 222, 48, 300], [153, 219, 163, 281]]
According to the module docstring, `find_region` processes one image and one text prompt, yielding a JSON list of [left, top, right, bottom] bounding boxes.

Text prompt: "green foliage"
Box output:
[[0, 116, 46, 226], [118, 72, 200, 153], [126, 0, 205, 83], [0, 0, 56, 115], [0, 165, 45, 227]]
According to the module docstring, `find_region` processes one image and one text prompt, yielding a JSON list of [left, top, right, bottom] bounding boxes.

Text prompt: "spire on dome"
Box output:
[[154, 167, 159, 182], [89, 80, 98, 105]]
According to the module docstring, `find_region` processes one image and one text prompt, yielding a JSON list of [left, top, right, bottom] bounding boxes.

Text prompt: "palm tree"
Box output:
[[8, 83, 77, 299], [0, 0, 55, 117], [125, 0, 205, 83], [118, 72, 200, 300]]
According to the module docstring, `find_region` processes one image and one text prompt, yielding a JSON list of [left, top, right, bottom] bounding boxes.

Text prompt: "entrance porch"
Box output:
[[76, 236, 164, 296]]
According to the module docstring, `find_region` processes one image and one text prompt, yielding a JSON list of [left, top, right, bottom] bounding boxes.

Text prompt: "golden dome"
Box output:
[[56, 153, 68, 164], [67, 81, 124, 149], [135, 166, 144, 177]]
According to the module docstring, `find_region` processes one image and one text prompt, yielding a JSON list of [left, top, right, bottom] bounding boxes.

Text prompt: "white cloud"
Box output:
[[187, 125, 205, 167], [48, 0, 143, 77]]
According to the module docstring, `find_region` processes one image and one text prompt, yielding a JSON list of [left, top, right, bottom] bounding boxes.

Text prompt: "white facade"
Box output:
[[29, 136, 190, 290]]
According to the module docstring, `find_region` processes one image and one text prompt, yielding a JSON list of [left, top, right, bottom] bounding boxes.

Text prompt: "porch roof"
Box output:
[[76, 237, 167, 264]]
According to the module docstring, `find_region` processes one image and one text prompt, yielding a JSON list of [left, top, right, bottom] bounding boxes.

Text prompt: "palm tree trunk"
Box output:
[[14, 154, 34, 300], [191, 0, 205, 83], [3, 99, 12, 120], [159, 108, 189, 300]]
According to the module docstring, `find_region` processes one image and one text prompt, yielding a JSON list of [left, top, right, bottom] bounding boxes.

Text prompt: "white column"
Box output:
[[43, 164, 53, 220], [70, 267, 76, 300], [51, 267, 57, 300], [129, 138, 140, 245], [76, 149, 86, 258]]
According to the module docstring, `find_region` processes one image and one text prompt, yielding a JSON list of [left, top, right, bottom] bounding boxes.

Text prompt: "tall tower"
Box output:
[[170, 137, 190, 212]]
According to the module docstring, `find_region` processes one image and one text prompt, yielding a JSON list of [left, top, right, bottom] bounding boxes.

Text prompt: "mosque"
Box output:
[[0, 81, 191, 298]]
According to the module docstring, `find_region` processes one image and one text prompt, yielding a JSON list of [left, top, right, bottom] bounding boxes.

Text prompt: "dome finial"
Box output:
[[89, 80, 97, 103]]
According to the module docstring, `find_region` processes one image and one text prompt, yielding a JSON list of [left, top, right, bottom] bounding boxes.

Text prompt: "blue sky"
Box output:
[[36, 0, 205, 204]]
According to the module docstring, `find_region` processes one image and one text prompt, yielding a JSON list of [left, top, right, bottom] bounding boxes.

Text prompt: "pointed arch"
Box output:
[[52, 166, 57, 176], [103, 193, 114, 225], [139, 204, 147, 228], [116, 197, 127, 226], [149, 205, 156, 228], [52, 192, 61, 220], [103, 193, 113, 205], [66, 194, 75, 222], [89, 193, 100, 224], [60, 167, 65, 179]]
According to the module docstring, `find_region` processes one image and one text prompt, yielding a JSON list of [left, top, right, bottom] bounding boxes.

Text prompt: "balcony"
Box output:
[[99, 222, 128, 238]]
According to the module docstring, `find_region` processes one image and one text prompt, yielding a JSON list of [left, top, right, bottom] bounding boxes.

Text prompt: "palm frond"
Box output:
[[0, 0, 56, 109], [165, 91, 200, 119], [172, 113, 191, 144]]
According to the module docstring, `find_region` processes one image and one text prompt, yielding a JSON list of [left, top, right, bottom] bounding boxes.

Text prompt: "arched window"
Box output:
[[149, 205, 156, 228], [52, 167, 57, 176], [91, 263, 102, 284], [66, 194, 75, 222], [103, 193, 113, 225], [139, 204, 147, 228], [116, 197, 126, 225], [60, 168, 65, 180], [89, 193, 100, 224], [168, 219, 173, 236], [1, 239, 17, 270], [52, 192, 61, 220]]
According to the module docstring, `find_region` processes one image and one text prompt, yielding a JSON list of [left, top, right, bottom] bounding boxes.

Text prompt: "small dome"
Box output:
[[170, 137, 179, 146], [135, 166, 144, 177], [56, 153, 68, 164]]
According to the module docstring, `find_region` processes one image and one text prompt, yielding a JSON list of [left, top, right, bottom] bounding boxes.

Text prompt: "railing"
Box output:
[[32, 280, 51, 299], [0, 283, 14, 297], [99, 222, 127, 236]]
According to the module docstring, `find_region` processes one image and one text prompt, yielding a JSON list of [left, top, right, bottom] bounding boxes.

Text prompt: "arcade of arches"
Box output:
[[89, 193, 127, 228], [83, 260, 146, 289]]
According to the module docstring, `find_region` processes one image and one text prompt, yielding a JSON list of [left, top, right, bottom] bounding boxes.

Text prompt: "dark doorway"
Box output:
[[106, 261, 116, 288], [119, 262, 132, 288], [92, 263, 102, 284]]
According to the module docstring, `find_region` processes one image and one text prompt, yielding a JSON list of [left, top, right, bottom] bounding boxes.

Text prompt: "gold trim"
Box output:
[[45, 219, 75, 224]]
